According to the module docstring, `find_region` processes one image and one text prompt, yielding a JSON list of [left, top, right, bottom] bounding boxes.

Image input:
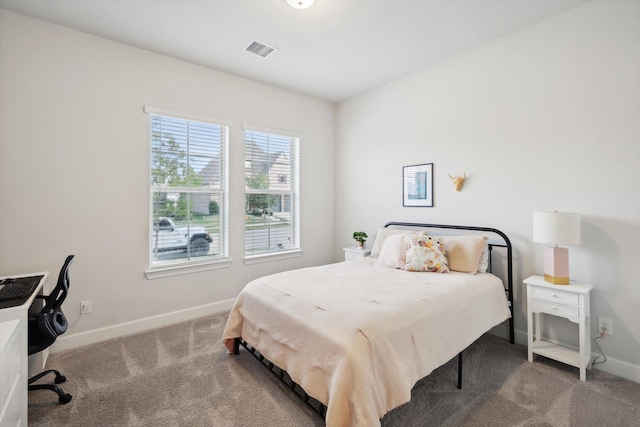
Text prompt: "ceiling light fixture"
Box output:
[[287, 0, 315, 10]]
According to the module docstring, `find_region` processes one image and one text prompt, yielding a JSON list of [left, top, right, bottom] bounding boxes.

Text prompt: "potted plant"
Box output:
[[353, 231, 368, 249]]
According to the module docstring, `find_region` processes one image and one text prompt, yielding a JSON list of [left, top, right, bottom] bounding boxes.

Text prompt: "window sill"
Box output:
[[244, 250, 303, 265], [145, 258, 231, 279]]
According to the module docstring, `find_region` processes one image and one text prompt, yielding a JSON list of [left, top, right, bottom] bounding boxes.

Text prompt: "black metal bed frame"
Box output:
[[232, 337, 464, 419], [384, 222, 515, 344], [233, 337, 328, 417], [232, 222, 515, 421]]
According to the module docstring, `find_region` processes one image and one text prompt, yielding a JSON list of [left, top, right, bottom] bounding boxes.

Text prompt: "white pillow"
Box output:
[[375, 233, 407, 269], [370, 227, 406, 258], [477, 244, 489, 273], [443, 235, 488, 274]]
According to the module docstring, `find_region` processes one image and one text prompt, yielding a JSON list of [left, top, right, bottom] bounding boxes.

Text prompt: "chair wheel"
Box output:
[[55, 375, 67, 384], [59, 393, 72, 404]]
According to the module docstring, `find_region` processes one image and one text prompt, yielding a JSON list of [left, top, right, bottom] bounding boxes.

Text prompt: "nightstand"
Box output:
[[524, 275, 593, 381], [343, 247, 371, 261]]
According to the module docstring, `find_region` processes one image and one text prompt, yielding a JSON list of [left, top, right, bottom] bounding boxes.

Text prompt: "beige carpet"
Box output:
[[28, 312, 640, 426]]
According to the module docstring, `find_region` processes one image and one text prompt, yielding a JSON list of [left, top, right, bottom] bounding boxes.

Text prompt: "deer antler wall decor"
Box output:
[[449, 173, 467, 191]]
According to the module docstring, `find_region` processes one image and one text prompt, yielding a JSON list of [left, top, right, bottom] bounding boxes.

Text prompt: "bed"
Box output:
[[222, 222, 514, 427]]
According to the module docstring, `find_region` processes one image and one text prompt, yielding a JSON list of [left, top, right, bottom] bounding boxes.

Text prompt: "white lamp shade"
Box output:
[[533, 211, 581, 246]]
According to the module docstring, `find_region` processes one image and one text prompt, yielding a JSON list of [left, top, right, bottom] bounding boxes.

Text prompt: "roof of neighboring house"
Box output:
[[198, 142, 289, 186]]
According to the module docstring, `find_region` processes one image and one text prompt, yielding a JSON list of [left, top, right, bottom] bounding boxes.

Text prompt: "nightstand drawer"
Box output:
[[343, 248, 371, 261], [531, 287, 579, 306], [531, 299, 579, 319], [345, 251, 359, 261]]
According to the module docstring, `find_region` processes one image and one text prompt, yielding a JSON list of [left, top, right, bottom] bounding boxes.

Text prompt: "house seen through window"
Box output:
[[244, 128, 300, 257], [148, 111, 228, 268]]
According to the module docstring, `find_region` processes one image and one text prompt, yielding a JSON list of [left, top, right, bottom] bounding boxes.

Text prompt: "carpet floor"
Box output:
[[28, 312, 640, 426]]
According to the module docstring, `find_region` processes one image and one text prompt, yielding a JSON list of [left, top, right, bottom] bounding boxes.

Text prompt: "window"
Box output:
[[244, 127, 300, 257], [147, 108, 229, 270]]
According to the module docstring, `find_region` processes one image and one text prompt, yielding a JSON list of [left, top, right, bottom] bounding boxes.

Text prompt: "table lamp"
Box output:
[[532, 211, 581, 285]]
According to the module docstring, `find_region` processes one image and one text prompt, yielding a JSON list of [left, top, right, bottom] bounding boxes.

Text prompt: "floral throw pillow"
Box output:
[[404, 234, 450, 273]]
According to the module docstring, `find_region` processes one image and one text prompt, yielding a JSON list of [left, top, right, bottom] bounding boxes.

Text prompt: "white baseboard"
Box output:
[[589, 354, 640, 383], [506, 326, 639, 384], [52, 298, 236, 353]]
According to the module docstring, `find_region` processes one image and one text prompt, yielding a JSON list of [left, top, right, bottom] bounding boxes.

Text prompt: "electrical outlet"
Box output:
[[598, 317, 612, 336], [80, 300, 92, 315]]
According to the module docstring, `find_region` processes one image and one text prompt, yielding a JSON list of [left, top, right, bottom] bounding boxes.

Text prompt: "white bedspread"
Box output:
[[222, 258, 511, 427]]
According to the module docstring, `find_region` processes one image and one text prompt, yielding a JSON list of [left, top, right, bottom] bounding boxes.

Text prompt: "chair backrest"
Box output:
[[45, 254, 74, 335], [28, 255, 75, 356]]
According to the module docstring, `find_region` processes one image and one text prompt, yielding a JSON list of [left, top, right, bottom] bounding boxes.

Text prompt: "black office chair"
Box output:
[[28, 255, 75, 404]]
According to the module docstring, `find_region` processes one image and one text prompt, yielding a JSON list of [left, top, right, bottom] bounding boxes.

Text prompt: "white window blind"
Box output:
[[244, 128, 300, 257], [149, 111, 229, 268]]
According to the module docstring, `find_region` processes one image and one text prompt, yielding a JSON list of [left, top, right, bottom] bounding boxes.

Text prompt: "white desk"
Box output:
[[0, 272, 47, 427]]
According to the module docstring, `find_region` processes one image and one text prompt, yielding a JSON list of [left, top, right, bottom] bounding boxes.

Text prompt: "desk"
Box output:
[[0, 272, 47, 427]]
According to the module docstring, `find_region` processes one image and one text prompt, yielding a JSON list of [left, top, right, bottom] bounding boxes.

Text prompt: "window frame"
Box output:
[[243, 124, 301, 262], [144, 106, 230, 278]]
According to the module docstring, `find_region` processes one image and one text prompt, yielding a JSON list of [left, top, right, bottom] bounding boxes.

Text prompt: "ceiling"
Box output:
[[0, 0, 591, 103]]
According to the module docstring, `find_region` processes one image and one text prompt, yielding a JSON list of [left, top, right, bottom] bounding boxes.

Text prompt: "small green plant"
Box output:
[[353, 231, 368, 243]]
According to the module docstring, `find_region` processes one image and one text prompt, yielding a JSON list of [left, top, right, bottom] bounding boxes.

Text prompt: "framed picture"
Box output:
[[403, 163, 433, 207]]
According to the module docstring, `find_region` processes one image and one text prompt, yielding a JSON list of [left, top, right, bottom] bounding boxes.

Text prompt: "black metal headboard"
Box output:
[[384, 222, 514, 344]]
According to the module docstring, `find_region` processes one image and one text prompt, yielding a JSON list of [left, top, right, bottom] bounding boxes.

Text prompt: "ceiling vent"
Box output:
[[244, 40, 277, 58]]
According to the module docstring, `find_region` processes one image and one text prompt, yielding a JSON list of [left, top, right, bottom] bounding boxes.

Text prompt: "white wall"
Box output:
[[335, 0, 640, 381], [0, 11, 335, 347]]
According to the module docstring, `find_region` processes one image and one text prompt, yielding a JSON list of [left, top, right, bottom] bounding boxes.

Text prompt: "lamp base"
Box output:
[[544, 273, 569, 285], [544, 246, 570, 285]]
